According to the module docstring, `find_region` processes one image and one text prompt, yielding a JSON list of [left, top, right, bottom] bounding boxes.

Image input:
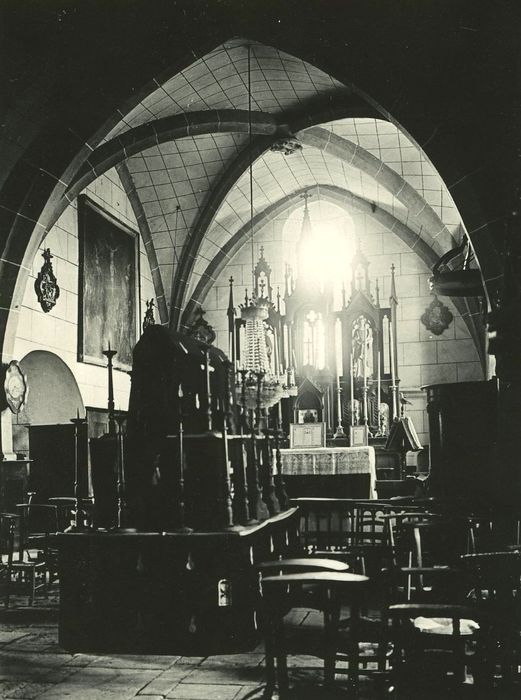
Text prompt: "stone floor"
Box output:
[[0, 585, 519, 699], [0, 584, 373, 700]]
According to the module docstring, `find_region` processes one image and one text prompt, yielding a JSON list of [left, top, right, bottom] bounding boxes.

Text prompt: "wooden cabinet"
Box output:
[[0, 459, 31, 511], [424, 380, 497, 501], [28, 424, 88, 501]]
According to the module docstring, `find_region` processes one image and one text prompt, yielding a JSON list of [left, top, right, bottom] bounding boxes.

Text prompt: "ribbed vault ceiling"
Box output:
[[99, 38, 466, 331]]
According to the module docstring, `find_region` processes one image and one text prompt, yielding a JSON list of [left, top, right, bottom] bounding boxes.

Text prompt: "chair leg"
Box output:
[[276, 652, 289, 698], [348, 601, 360, 686], [264, 630, 276, 694], [29, 569, 36, 606]]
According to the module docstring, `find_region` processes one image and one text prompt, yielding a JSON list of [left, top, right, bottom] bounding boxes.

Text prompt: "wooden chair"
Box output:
[[260, 570, 369, 698], [17, 503, 59, 584], [385, 603, 491, 697], [0, 513, 46, 606], [461, 550, 521, 685]]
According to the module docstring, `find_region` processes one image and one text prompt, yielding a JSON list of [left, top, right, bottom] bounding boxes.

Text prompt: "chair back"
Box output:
[[0, 514, 16, 567], [17, 504, 59, 559], [292, 498, 359, 555]]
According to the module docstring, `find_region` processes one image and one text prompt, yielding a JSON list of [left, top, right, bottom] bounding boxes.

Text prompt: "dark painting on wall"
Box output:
[[78, 196, 137, 369]]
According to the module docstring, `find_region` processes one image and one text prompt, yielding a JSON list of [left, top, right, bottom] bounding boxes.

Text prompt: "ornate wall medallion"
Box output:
[[421, 295, 454, 336], [34, 248, 60, 312], [3, 361, 28, 414]]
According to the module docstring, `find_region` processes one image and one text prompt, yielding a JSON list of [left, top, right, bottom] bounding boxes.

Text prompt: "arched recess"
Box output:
[[181, 184, 486, 368], [13, 351, 85, 455]]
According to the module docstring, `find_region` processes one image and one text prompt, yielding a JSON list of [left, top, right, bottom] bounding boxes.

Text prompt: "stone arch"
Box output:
[[14, 350, 85, 455], [181, 183, 485, 368]]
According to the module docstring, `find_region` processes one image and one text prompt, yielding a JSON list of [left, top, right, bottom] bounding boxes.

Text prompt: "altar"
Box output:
[[280, 446, 377, 499]]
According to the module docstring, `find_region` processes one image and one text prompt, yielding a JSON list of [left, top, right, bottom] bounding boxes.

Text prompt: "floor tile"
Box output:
[[166, 682, 241, 699]]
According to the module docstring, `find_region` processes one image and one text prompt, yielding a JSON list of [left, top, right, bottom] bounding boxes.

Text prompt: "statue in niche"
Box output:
[[352, 316, 373, 379]]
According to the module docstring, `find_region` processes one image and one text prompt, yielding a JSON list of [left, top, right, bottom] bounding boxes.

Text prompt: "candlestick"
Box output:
[[113, 412, 132, 531], [65, 412, 89, 532], [204, 349, 213, 432], [390, 322, 396, 385], [102, 344, 117, 436], [334, 380, 345, 438], [349, 353, 355, 404], [389, 322, 398, 419], [377, 351, 381, 410]]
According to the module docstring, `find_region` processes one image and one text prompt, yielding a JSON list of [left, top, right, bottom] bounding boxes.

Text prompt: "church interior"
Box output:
[[0, 1, 520, 698]]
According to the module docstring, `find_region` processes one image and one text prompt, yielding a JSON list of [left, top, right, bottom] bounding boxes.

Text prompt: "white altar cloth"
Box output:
[[280, 446, 377, 498]]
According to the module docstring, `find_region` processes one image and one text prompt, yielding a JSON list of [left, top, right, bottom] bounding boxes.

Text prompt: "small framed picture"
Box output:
[[297, 409, 319, 424], [290, 422, 326, 448], [350, 425, 369, 447]]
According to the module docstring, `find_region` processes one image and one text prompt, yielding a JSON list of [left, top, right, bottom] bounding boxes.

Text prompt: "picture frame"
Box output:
[[350, 424, 369, 447], [78, 196, 138, 370], [297, 408, 319, 424], [290, 422, 326, 448]]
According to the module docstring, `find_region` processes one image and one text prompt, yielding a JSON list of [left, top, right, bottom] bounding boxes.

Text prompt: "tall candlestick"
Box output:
[[377, 351, 381, 409], [350, 352, 354, 426], [389, 322, 398, 419], [65, 412, 88, 532], [102, 344, 117, 436], [350, 352, 354, 404], [389, 322, 396, 385], [205, 349, 213, 431], [362, 319, 367, 388]]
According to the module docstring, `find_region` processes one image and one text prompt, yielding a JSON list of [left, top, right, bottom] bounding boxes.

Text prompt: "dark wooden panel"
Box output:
[[424, 379, 497, 502], [28, 424, 88, 502], [283, 474, 370, 499]]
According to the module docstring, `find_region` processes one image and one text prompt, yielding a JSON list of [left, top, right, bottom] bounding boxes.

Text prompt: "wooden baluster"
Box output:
[[176, 384, 192, 533], [233, 368, 254, 524], [221, 362, 238, 529], [114, 413, 134, 532], [273, 403, 289, 510], [261, 409, 280, 516], [247, 372, 269, 521]]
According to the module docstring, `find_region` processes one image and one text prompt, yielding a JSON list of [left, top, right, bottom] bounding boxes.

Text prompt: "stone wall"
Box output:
[[12, 168, 155, 413]]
